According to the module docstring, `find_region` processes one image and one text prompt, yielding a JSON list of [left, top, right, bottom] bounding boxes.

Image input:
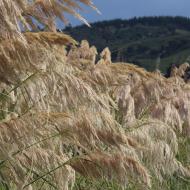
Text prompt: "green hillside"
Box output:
[[64, 16, 190, 73]]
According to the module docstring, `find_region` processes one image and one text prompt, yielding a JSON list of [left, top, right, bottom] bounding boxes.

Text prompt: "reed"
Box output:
[[0, 1, 189, 189]]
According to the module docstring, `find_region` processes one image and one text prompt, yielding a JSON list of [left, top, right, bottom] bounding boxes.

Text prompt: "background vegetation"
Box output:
[[64, 16, 190, 73]]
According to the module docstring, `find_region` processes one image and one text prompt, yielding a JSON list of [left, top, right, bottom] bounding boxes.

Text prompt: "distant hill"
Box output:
[[63, 16, 190, 73]]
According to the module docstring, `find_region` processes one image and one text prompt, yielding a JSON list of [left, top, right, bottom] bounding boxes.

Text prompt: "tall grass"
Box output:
[[0, 1, 190, 189]]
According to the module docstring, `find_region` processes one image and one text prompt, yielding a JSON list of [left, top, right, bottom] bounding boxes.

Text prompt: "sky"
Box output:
[[57, 0, 190, 28]]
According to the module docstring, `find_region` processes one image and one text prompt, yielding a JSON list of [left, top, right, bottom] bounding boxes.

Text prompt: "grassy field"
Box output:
[[1, 3, 190, 189]]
